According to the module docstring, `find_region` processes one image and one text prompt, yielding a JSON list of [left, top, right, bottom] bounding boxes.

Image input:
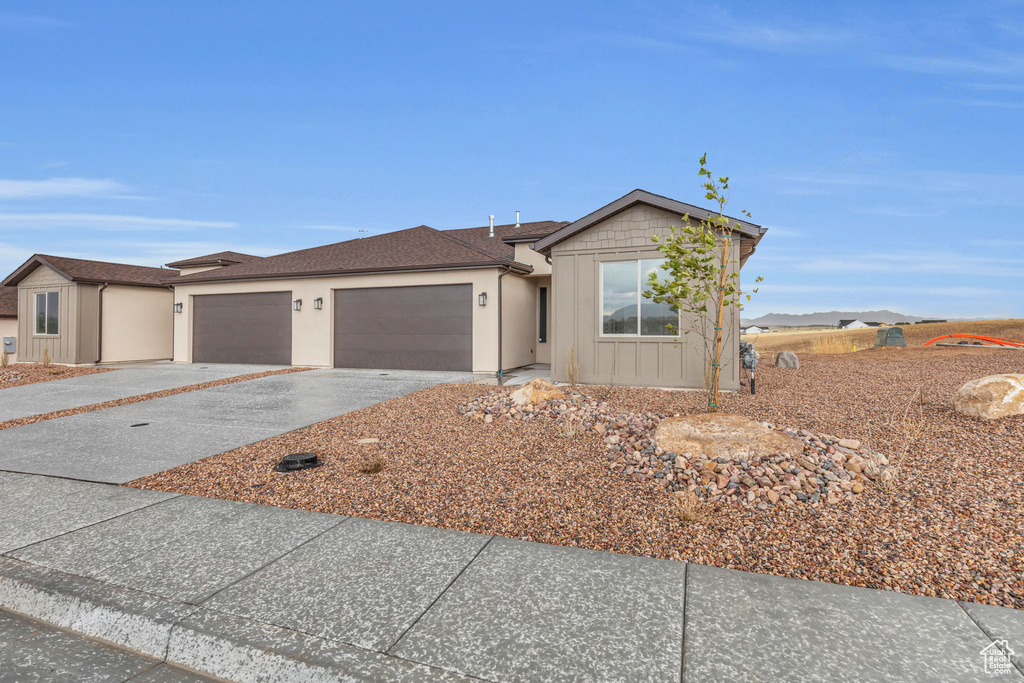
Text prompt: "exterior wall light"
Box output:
[[293, 299, 302, 311], [478, 292, 487, 306], [313, 297, 323, 310], [173, 302, 183, 313]]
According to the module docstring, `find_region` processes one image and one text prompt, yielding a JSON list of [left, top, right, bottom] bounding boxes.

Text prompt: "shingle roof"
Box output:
[[172, 224, 544, 284], [165, 251, 263, 268], [2, 254, 176, 288], [533, 189, 766, 255], [0, 286, 16, 318]]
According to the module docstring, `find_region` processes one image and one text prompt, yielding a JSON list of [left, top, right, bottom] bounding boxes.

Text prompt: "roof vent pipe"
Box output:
[[489, 214, 494, 238], [515, 210, 520, 228]]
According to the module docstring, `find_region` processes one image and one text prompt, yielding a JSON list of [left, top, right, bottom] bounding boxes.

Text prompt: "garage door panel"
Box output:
[[334, 285, 472, 371], [338, 300, 471, 321], [193, 292, 291, 365]]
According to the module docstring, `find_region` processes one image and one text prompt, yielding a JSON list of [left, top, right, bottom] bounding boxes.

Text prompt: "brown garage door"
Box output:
[[193, 292, 291, 365], [334, 284, 472, 371]]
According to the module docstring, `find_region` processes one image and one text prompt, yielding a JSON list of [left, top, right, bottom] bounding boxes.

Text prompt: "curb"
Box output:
[[0, 557, 471, 682]]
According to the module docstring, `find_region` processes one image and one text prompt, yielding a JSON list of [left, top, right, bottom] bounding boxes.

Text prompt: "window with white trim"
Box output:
[[35, 291, 59, 335], [600, 259, 678, 336]]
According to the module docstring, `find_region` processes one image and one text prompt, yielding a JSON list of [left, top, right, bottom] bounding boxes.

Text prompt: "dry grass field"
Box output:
[[744, 319, 1024, 355]]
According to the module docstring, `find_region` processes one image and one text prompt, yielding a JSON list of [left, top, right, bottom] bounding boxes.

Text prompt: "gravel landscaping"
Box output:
[[130, 346, 1024, 609], [0, 363, 113, 389], [0, 367, 312, 431]]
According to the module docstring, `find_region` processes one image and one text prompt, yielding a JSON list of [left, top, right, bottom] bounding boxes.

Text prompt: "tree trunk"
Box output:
[[709, 236, 731, 413]]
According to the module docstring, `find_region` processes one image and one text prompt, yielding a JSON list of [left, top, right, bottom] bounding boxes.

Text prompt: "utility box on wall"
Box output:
[[2, 337, 14, 354]]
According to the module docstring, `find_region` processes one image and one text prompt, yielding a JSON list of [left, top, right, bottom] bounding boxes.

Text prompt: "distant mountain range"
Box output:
[[740, 310, 961, 327]]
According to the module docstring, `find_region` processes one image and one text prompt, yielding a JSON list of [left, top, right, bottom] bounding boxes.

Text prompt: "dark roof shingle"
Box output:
[[2, 255, 176, 288], [0, 285, 16, 318], [165, 251, 263, 268], [173, 225, 541, 284]]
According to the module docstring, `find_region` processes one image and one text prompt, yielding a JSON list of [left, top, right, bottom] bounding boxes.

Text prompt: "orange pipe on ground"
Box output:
[[923, 334, 1024, 348]]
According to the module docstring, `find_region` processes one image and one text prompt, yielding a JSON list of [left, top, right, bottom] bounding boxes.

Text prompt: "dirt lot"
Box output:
[[746, 318, 1024, 355], [131, 347, 1024, 609], [0, 363, 113, 389]]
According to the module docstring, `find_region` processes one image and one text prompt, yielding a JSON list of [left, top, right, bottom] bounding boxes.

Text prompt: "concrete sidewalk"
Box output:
[[0, 362, 288, 422], [0, 471, 1021, 682], [0, 368, 472, 483]]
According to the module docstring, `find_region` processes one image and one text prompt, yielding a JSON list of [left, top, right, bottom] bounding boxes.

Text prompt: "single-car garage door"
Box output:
[[193, 292, 292, 365], [334, 284, 472, 371]]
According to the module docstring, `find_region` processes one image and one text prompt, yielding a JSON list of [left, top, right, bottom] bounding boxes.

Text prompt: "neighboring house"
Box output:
[[0, 286, 17, 363], [741, 325, 765, 334], [1, 255, 177, 364], [838, 319, 869, 329], [1, 189, 768, 390]]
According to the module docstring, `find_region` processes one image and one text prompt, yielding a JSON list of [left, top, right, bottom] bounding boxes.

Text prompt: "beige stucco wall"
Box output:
[[500, 274, 537, 371], [550, 204, 740, 390], [176, 265, 222, 276], [173, 268, 504, 372], [513, 243, 551, 275], [0, 317, 17, 363], [16, 265, 79, 364], [101, 285, 174, 362]]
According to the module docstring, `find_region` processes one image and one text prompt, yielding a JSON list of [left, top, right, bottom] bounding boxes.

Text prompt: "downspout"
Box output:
[[497, 264, 512, 379], [96, 283, 108, 364]]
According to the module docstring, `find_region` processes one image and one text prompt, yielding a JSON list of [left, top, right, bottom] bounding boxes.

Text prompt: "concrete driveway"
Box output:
[[0, 362, 289, 422], [0, 368, 471, 484]]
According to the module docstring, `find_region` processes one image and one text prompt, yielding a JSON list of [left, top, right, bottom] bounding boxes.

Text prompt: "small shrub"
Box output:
[[566, 343, 580, 389], [674, 489, 704, 524], [0, 348, 7, 369], [810, 335, 858, 354], [558, 412, 585, 439], [356, 452, 386, 474], [40, 343, 51, 368]]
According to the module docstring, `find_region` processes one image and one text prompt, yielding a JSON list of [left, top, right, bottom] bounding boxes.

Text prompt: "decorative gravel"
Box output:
[[129, 348, 1024, 609], [460, 390, 891, 506], [0, 363, 113, 389], [0, 367, 311, 431]]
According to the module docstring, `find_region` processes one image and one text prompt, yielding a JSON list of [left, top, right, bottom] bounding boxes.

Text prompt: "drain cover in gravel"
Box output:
[[274, 452, 323, 472]]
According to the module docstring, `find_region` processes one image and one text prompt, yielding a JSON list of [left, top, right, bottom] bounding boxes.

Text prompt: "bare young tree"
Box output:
[[643, 154, 761, 412]]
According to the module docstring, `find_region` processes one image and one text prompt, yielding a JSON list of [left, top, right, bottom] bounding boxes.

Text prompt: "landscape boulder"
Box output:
[[954, 374, 1024, 420], [510, 378, 565, 406], [776, 351, 800, 369], [654, 413, 804, 459]]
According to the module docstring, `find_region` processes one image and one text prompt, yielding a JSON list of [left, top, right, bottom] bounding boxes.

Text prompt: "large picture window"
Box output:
[[35, 291, 59, 335], [600, 259, 678, 336]]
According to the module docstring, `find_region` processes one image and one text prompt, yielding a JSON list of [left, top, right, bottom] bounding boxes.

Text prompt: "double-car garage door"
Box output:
[[192, 285, 472, 371]]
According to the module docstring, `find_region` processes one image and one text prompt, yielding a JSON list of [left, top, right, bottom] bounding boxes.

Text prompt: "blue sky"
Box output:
[[1, 1, 1021, 318]]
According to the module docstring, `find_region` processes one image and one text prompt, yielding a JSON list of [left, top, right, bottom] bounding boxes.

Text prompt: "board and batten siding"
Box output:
[[15, 265, 83, 364], [550, 204, 740, 390]]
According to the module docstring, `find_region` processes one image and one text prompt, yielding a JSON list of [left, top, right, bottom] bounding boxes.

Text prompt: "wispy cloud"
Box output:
[[962, 99, 1024, 109], [794, 250, 1024, 278], [0, 12, 71, 32], [759, 283, 1006, 297], [855, 207, 947, 218], [0, 213, 237, 231], [0, 177, 130, 199]]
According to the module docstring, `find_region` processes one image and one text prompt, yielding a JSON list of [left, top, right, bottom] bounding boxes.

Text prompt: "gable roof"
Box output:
[[533, 189, 767, 258], [2, 254, 176, 289], [172, 224, 541, 284], [165, 251, 263, 268], [838, 319, 858, 326], [0, 286, 16, 318]]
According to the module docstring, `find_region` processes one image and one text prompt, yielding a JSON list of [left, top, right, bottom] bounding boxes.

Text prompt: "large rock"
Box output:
[[655, 413, 804, 459], [954, 374, 1024, 420], [510, 378, 565, 406], [776, 351, 799, 369]]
